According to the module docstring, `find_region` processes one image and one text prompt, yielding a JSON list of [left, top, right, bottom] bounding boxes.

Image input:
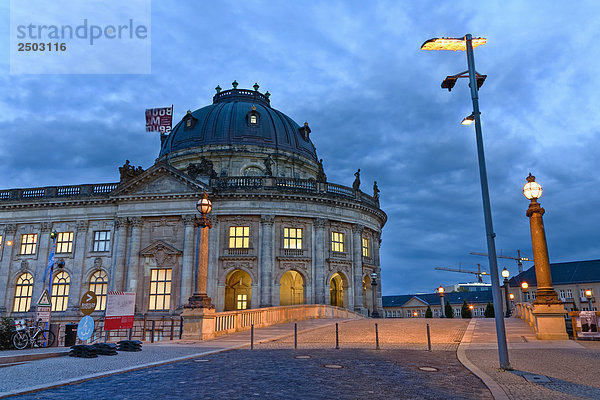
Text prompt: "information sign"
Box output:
[[104, 291, 136, 330]]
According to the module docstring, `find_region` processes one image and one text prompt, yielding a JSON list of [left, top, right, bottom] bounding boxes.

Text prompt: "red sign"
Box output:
[[104, 291, 136, 331], [145, 107, 173, 134]]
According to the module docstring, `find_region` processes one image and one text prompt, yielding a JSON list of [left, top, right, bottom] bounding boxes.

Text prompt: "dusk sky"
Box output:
[[1, 2, 599, 296]]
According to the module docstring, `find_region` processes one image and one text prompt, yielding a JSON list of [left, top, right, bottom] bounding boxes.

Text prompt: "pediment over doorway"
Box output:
[[140, 240, 182, 267]]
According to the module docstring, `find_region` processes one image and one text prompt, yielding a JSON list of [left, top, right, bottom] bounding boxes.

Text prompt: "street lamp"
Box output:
[[187, 191, 214, 308], [421, 34, 510, 370], [502, 268, 511, 317], [438, 286, 445, 318], [509, 293, 515, 305], [585, 289, 593, 311], [370, 272, 380, 318], [523, 174, 562, 306], [521, 281, 529, 302]]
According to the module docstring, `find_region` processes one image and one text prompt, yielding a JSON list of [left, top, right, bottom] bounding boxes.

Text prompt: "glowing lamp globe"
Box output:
[[501, 268, 510, 279], [437, 286, 445, 295], [523, 174, 542, 200], [509, 293, 515, 300], [585, 289, 593, 298], [196, 192, 212, 215], [521, 282, 528, 291]]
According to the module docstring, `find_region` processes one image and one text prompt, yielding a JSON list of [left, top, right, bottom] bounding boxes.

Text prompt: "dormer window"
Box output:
[[299, 122, 311, 141], [247, 105, 260, 127], [183, 110, 197, 131]]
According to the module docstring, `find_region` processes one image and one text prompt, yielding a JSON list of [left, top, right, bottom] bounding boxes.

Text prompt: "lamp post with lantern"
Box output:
[[522, 174, 568, 339], [502, 268, 511, 317], [521, 281, 529, 303], [370, 272, 380, 318], [187, 191, 214, 308], [438, 286, 445, 318], [585, 289, 594, 311]]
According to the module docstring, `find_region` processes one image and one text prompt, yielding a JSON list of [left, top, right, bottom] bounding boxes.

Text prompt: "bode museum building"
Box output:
[[0, 85, 387, 320]]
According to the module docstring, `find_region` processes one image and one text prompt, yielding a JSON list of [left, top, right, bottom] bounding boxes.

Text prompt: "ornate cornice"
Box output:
[[40, 222, 52, 232], [313, 218, 327, 228], [182, 214, 195, 226]]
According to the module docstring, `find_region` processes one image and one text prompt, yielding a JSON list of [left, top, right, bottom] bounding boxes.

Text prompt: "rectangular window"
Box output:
[[566, 289, 573, 298], [283, 227, 302, 249], [531, 291, 536, 300], [559, 289, 565, 299], [237, 294, 248, 310], [362, 237, 370, 257], [20, 234, 38, 255], [56, 232, 74, 253], [229, 226, 249, 249], [331, 231, 344, 253], [580, 289, 586, 298], [93, 231, 111, 252], [149, 268, 172, 311]]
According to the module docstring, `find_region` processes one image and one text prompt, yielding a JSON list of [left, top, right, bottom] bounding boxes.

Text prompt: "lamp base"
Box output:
[[181, 306, 216, 341], [185, 293, 215, 309], [532, 303, 568, 340]]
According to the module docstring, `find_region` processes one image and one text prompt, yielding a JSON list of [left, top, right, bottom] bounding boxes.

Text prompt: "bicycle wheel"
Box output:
[[12, 331, 29, 350], [35, 330, 56, 348]]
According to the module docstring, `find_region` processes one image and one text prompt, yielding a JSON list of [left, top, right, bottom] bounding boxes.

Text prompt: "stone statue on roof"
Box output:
[[353, 169, 361, 190]]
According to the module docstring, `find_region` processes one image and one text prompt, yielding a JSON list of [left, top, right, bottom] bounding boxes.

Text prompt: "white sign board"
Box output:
[[105, 291, 136, 330], [36, 306, 51, 323]]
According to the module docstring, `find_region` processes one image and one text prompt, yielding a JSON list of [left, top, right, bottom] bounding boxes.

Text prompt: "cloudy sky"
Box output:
[[1, 1, 599, 296]]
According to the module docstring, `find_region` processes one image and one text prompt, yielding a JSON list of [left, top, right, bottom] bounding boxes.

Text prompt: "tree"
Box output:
[[484, 302, 495, 318], [461, 300, 472, 318], [425, 305, 433, 318], [445, 300, 454, 318]]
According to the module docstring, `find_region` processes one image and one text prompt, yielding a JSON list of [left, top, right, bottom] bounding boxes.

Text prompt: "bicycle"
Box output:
[[11, 319, 56, 350]]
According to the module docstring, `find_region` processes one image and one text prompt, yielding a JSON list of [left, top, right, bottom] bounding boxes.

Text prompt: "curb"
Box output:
[[0, 319, 344, 399], [456, 319, 509, 400], [0, 349, 70, 366]]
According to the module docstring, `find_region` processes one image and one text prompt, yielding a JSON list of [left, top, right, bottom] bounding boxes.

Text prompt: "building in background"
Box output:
[[443, 282, 491, 293], [507, 260, 600, 312], [383, 290, 493, 318], [0, 85, 386, 320]]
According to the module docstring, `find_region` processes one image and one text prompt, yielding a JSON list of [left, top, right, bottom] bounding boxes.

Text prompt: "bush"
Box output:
[[0, 317, 14, 350], [445, 300, 454, 318], [484, 302, 495, 318], [425, 305, 433, 318], [461, 300, 472, 318]]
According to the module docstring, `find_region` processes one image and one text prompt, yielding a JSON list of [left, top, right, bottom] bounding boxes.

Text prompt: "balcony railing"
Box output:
[[281, 248, 305, 257], [223, 248, 255, 257]]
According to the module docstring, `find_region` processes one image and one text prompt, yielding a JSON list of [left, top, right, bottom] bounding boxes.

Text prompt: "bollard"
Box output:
[[128, 328, 132, 341], [170, 317, 174, 340], [294, 323, 298, 349], [151, 320, 155, 343], [426, 323, 431, 352], [251, 324, 254, 350], [179, 316, 183, 339], [335, 323, 340, 350], [375, 323, 380, 350]]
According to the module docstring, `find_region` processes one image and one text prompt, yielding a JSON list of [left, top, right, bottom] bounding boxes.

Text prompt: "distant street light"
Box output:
[[370, 272, 380, 318], [521, 281, 529, 303], [585, 289, 594, 311], [502, 268, 511, 317], [421, 34, 510, 370], [438, 286, 445, 318], [461, 113, 475, 125]]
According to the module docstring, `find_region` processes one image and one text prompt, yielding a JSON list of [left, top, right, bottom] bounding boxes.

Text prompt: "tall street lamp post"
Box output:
[[502, 268, 511, 317], [521, 281, 529, 303], [585, 289, 593, 311], [370, 272, 380, 318], [438, 286, 445, 318], [187, 191, 214, 308], [523, 174, 568, 339], [421, 34, 510, 370]]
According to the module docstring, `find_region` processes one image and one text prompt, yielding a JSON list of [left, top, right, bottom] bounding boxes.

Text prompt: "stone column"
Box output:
[[127, 217, 143, 313], [67, 220, 89, 311], [32, 222, 53, 308], [111, 217, 129, 292], [313, 218, 326, 304], [352, 224, 364, 313], [0, 224, 17, 313], [373, 231, 383, 315], [259, 215, 274, 307], [207, 214, 219, 302], [180, 215, 196, 306]]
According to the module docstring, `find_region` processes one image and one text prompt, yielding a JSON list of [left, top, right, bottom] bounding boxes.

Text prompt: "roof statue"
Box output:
[[373, 181, 380, 203], [119, 160, 144, 183], [353, 169, 361, 190], [263, 155, 274, 177], [316, 159, 327, 182]]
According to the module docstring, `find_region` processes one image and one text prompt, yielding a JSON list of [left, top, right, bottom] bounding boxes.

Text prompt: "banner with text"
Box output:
[[104, 291, 136, 330], [145, 106, 173, 134]]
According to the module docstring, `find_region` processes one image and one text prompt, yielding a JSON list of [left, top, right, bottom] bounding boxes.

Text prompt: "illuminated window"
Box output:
[[89, 270, 108, 311], [362, 237, 370, 257], [93, 231, 111, 252], [283, 228, 302, 249], [250, 115, 257, 124], [237, 294, 248, 310], [229, 226, 249, 248], [331, 231, 344, 253], [51, 271, 70, 312], [20, 234, 38, 255], [13, 272, 33, 312], [56, 232, 74, 253], [149, 268, 172, 311]]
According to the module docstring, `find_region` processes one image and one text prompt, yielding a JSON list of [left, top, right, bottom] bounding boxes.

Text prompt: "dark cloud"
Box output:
[[1, 1, 599, 296]]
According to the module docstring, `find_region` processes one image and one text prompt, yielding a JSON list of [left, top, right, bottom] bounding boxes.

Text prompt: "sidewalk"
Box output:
[[460, 318, 600, 400], [0, 317, 346, 398]]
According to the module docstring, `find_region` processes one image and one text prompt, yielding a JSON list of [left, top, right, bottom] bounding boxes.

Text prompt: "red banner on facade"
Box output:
[[104, 291, 136, 331], [104, 315, 134, 331], [145, 106, 173, 134]]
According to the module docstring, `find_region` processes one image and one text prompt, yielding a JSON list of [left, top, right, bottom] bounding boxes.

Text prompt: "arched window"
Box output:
[[13, 272, 33, 312], [89, 270, 108, 311], [51, 271, 70, 312]]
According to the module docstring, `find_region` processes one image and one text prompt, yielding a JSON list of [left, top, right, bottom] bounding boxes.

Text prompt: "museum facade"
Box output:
[[0, 84, 386, 319]]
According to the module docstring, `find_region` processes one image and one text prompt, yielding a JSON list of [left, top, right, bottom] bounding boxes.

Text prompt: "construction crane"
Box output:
[[470, 250, 532, 273], [434, 263, 490, 283]]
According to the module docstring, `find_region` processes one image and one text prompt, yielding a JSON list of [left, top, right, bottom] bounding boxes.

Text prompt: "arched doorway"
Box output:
[[280, 270, 304, 306], [224, 269, 252, 311], [329, 272, 346, 308], [362, 275, 373, 315]]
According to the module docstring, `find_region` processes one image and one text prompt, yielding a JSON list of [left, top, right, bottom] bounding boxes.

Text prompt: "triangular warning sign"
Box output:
[[37, 289, 51, 307]]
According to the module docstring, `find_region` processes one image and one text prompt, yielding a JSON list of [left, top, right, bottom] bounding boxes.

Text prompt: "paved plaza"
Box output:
[[1, 317, 599, 399]]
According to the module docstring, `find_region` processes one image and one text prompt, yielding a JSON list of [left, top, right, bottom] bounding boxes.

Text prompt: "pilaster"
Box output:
[[313, 218, 326, 304], [127, 217, 143, 313], [0, 224, 17, 314], [180, 215, 196, 307], [32, 223, 52, 311], [352, 224, 364, 313], [111, 217, 129, 292], [67, 220, 88, 311], [259, 215, 274, 307]]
